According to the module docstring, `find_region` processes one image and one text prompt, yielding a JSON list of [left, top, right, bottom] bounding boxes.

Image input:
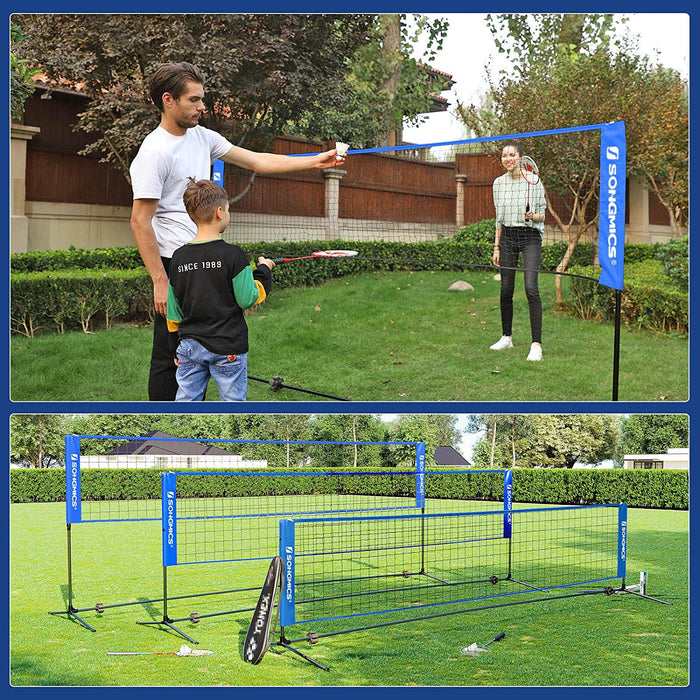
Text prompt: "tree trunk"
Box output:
[[378, 14, 402, 148], [489, 420, 498, 468], [555, 239, 578, 304]]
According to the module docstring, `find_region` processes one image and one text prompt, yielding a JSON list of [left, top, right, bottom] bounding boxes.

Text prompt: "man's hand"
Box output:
[[131, 198, 169, 315], [257, 256, 276, 270], [153, 275, 169, 317], [315, 148, 346, 168]]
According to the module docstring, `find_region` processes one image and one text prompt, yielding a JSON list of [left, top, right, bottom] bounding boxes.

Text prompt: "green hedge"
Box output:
[[655, 235, 688, 287], [11, 268, 153, 336], [10, 467, 688, 510], [568, 259, 688, 334], [10, 246, 145, 273], [9, 234, 669, 275], [512, 469, 688, 509], [10, 236, 686, 336]]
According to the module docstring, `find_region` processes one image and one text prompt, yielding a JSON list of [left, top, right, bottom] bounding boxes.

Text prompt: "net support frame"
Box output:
[[49, 433, 514, 642], [277, 503, 627, 651], [143, 463, 511, 642]]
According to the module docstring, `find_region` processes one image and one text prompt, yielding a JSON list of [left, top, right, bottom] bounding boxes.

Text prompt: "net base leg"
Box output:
[[136, 618, 199, 645], [274, 641, 330, 671], [48, 608, 96, 632], [617, 586, 672, 606]]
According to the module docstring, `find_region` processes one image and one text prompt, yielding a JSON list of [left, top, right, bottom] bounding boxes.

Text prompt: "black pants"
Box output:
[[499, 227, 542, 344], [147, 256, 178, 401]]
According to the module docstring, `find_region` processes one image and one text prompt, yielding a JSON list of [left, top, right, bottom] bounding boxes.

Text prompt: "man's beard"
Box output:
[[176, 115, 200, 130]]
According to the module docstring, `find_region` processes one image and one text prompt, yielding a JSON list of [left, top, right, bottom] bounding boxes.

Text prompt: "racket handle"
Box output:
[[271, 258, 287, 264], [484, 632, 506, 647]]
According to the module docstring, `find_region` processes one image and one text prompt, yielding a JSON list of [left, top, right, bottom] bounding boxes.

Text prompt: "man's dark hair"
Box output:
[[148, 62, 205, 112]]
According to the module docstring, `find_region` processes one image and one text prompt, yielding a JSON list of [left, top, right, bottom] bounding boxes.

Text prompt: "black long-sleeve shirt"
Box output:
[[166, 238, 272, 355]]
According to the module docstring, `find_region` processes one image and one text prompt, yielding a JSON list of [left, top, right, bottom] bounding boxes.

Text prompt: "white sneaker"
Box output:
[[490, 335, 513, 351], [526, 343, 543, 361]]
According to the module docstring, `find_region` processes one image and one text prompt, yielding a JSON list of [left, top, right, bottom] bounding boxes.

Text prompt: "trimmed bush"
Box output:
[[11, 235, 687, 336], [11, 268, 153, 336], [655, 235, 688, 287], [10, 466, 688, 510], [10, 246, 145, 273], [568, 259, 688, 334]]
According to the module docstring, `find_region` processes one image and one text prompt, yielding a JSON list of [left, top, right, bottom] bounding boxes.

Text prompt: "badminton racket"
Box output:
[[271, 249, 358, 264], [243, 556, 283, 664], [108, 644, 214, 657], [520, 155, 540, 220]]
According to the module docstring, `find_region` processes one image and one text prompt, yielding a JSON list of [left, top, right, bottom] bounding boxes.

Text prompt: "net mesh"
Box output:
[[221, 130, 603, 274], [63, 434, 509, 614], [285, 504, 621, 627], [169, 469, 508, 566]]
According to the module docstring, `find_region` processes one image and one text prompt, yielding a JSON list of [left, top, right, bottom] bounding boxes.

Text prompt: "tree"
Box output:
[[467, 414, 538, 469], [306, 414, 386, 469], [470, 414, 620, 469], [10, 415, 68, 467], [485, 13, 621, 76], [457, 15, 688, 301], [287, 13, 450, 148], [624, 65, 688, 234], [10, 18, 40, 121], [384, 414, 460, 468], [17, 14, 373, 182], [18, 13, 449, 184], [620, 415, 688, 455]]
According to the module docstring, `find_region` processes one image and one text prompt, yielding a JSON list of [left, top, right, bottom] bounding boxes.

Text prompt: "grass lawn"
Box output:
[[10, 501, 688, 687], [10, 271, 688, 402]]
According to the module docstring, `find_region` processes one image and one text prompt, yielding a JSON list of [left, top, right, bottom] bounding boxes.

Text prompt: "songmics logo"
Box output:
[[605, 146, 621, 264], [620, 520, 627, 561], [70, 453, 79, 509], [166, 491, 175, 546], [285, 546, 294, 602]]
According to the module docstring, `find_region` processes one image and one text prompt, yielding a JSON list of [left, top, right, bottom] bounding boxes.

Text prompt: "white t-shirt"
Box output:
[[130, 125, 233, 258]]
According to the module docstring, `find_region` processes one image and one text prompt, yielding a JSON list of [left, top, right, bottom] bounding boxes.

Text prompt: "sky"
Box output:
[[402, 12, 690, 144]]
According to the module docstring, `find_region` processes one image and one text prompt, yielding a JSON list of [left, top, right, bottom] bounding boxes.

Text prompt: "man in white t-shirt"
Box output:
[[130, 62, 344, 400]]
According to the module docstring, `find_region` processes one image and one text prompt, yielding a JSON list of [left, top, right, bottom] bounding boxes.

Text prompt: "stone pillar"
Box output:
[[11, 124, 40, 253], [323, 167, 346, 241], [627, 178, 650, 244], [455, 173, 468, 230]]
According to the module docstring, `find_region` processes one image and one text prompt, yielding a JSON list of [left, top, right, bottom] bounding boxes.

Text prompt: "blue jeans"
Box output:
[[175, 338, 248, 401]]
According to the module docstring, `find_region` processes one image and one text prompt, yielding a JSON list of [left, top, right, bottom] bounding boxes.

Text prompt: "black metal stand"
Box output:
[[618, 585, 672, 606], [135, 566, 199, 644], [275, 632, 330, 671], [48, 524, 96, 632], [612, 288, 622, 401]]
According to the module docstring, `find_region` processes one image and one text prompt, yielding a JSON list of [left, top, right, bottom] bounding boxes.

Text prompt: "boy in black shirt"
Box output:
[[167, 178, 275, 400]]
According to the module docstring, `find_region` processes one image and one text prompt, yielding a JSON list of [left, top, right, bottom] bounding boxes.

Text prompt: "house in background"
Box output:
[[622, 447, 689, 470], [432, 446, 472, 468], [80, 431, 268, 469]]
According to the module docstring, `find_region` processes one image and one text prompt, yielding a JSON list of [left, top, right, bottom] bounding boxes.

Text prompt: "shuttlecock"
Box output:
[[335, 141, 349, 160], [176, 644, 193, 656], [460, 642, 479, 656]]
